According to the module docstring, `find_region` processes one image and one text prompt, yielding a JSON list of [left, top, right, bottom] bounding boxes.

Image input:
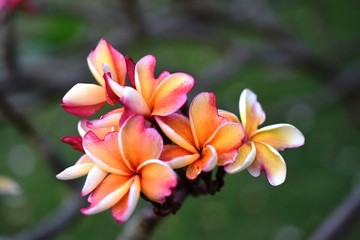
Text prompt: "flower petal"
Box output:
[[156, 114, 197, 153], [56, 155, 93, 180], [81, 166, 108, 196], [251, 124, 305, 150], [111, 176, 141, 223], [239, 89, 265, 136], [87, 38, 126, 86], [56, 163, 93, 180], [224, 142, 256, 173], [87, 108, 123, 130], [160, 144, 200, 169], [134, 55, 158, 104], [107, 78, 151, 116], [248, 142, 287, 186], [150, 73, 194, 116], [61, 135, 84, 152], [205, 122, 245, 165], [61, 83, 106, 116], [120, 115, 163, 170], [83, 131, 131, 175], [218, 109, 241, 123], [186, 145, 217, 180], [81, 174, 134, 215], [125, 56, 136, 87], [138, 160, 177, 203], [190, 92, 227, 149]]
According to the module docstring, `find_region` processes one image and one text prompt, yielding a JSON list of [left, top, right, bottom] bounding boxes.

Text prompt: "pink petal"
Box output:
[[150, 73, 194, 116], [103, 71, 120, 105], [160, 144, 200, 169], [125, 56, 136, 88], [81, 166, 108, 196], [224, 142, 256, 173], [248, 142, 287, 186], [61, 83, 106, 116], [87, 38, 126, 86], [190, 92, 228, 149], [138, 160, 177, 203], [156, 114, 197, 153], [111, 176, 141, 223], [81, 174, 134, 215], [239, 89, 266, 136], [107, 78, 151, 116], [251, 124, 305, 150], [120, 115, 163, 170], [83, 131, 131, 175], [61, 135, 84, 152], [186, 145, 217, 180]]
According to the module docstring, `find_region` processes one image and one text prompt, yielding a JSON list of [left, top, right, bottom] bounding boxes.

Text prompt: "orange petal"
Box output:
[[134, 55, 159, 104], [111, 176, 141, 223], [205, 122, 245, 165], [87, 38, 126, 86], [186, 145, 217, 180], [150, 72, 194, 116], [83, 131, 131, 175], [248, 142, 287, 186], [81, 166, 108, 196], [239, 89, 265, 136], [190, 92, 227, 149], [120, 115, 163, 170], [138, 160, 177, 203], [160, 144, 200, 169], [218, 110, 241, 123], [156, 114, 197, 153], [224, 142, 256, 173], [81, 174, 134, 215], [61, 83, 106, 116], [251, 124, 305, 150]]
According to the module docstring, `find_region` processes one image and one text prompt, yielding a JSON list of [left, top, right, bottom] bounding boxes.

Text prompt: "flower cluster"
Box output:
[[57, 39, 304, 223]]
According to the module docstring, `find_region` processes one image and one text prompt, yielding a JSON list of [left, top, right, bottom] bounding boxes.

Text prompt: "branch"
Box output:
[[309, 184, 360, 240], [0, 192, 84, 240]]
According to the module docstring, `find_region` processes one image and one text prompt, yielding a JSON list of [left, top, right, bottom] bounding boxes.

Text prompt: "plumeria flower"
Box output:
[[57, 108, 124, 196], [61, 39, 126, 117], [156, 92, 244, 180], [58, 115, 177, 223], [107, 55, 194, 122], [224, 89, 305, 186]]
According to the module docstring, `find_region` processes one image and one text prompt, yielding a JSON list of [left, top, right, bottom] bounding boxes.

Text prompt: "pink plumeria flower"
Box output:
[[57, 108, 124, 196], [61, 39, 126, 117], [156, 92, 244, 180], [60, 115, 177, 223], [107, 55, 194, 121], [224, 89, 305, 186]]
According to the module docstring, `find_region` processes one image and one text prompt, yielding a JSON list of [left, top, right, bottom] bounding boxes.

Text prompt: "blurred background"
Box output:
[[0, 0, 359, 239]]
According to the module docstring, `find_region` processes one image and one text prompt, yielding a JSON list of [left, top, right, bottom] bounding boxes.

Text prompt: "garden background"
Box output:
[[1, 0, 360, 239]]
